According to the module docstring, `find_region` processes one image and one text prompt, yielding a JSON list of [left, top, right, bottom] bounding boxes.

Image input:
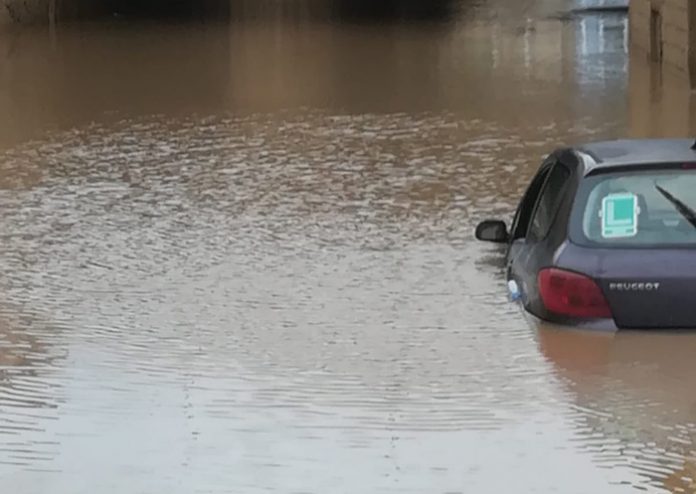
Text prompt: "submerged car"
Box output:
[[476, 139, 696, 330]]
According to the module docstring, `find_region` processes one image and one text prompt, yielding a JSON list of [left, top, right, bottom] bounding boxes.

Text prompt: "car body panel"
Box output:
[[578, 138, 696, 172], [556, 244, 696, 329]]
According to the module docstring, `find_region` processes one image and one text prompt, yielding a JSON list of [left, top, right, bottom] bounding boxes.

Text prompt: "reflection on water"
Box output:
[[59, 0, 462, 22], [538, 326, 696, 493], [574, 14, 628, 86], [0, 2, 630, 147], [0, 1, 692, 493]]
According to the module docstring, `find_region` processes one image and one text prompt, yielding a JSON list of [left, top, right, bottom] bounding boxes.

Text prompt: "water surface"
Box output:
[[1, 1, 693, 493]]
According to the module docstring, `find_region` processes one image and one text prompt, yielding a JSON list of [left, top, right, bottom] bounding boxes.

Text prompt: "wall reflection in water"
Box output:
[[0, 7, 632, 148], [229, 0, 461, 21], [57, 0, 460, 21], [574, 13, 628, 84], [0, 24, 233, 147]]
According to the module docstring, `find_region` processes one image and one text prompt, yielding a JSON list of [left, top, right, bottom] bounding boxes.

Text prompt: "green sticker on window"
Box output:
[[601, 193, 638, 238]]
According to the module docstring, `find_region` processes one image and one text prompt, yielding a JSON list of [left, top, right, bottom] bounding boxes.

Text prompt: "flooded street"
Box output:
[[2, 1, 696, 493]]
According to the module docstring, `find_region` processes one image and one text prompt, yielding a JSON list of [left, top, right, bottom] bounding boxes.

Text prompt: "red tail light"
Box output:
[[538, 268, 612, 319]]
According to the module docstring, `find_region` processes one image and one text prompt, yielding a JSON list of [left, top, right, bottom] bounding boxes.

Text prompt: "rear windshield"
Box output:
[[570, 168, 696, 247]]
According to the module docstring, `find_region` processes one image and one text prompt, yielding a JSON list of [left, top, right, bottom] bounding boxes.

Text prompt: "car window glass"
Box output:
[[511, 167, 551, 240], [528, 164, 570, 241], [576, 169, 696, 246]]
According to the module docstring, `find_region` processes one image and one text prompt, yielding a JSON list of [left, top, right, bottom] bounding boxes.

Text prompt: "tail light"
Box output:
[[538, 268, 612, 319]]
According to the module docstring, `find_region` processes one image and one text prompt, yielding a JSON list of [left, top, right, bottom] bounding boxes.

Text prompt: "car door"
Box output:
[[508, 159, 571, 308], [506, 159, 553, 275]]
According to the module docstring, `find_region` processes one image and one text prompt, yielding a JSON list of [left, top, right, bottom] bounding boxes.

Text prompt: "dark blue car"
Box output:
[[476, 139, 696, 330]]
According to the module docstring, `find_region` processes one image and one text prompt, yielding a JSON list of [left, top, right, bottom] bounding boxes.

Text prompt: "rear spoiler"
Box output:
[[585, 162, 696, 177]]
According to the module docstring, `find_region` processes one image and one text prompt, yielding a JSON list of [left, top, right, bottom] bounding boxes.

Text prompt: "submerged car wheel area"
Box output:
[[476, 138, 696, 330]]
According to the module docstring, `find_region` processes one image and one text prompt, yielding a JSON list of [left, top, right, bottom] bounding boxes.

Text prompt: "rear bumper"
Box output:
[[522, 308, 619, 332], [524, 309, 696, 332]]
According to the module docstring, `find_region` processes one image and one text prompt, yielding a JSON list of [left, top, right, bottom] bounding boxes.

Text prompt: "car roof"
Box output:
[[572, 138, 696, 174]]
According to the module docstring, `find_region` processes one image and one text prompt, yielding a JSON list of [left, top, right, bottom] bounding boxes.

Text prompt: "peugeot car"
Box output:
[[476, 139, 696, 330]]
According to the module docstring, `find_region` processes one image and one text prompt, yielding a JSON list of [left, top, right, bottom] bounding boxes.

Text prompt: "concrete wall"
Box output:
[[628, 49, 696, 137], [630, 0, 693, 79]]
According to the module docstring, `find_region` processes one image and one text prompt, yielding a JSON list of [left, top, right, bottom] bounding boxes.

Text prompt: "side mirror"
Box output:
[[475, 220, 509, 243]]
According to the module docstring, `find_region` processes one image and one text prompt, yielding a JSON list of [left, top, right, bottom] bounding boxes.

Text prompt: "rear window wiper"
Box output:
[[655, 184, 696, 229]]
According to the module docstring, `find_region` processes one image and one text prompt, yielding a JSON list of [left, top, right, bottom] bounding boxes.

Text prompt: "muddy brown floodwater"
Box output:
[[1, 0, 695, 493]]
